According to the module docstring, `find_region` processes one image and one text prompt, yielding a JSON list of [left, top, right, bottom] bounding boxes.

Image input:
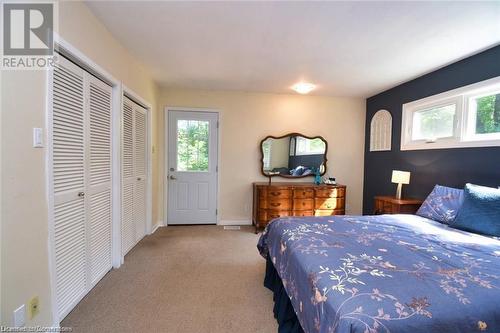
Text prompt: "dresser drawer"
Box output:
[[257, 187, 267, 198], [315, 187, 345, 198], [375, 201, 394, 214], [293, 198, 314, 210], [258, 209, 268, 222], [315, 197, 345, 210], [314, 209, 345, 216], [292, 210, 314, 217], [266, 210, 291, 220], [261, 198, 291, 210], [293, 188, 314, 199], [267, 187, 292, 199]]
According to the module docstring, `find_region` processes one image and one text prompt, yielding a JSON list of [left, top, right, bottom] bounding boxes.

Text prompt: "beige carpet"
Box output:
[[62, 226, 278, 333]]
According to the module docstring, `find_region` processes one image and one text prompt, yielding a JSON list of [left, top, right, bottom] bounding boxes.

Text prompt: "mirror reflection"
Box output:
[[261, 134, 327, 177]]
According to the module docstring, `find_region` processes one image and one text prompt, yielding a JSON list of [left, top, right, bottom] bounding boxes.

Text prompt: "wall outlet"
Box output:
[[13, 304, 25, 327], [28, 296, 40, 319]]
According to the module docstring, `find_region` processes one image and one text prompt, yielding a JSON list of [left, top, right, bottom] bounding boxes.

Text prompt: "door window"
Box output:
[[176, 120, 209, 172]]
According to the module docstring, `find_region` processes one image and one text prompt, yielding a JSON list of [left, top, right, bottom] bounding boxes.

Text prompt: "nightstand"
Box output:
[[374, 196, 423, 215]]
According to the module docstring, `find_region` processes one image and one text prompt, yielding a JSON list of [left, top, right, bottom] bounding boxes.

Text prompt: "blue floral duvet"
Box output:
[[258, 215, 500, 333]]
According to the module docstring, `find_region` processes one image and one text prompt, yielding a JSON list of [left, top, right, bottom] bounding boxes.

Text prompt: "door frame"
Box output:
[[45, 34, 149, 325], [163, 107, 221, 226], [122, 86, 154, 248]]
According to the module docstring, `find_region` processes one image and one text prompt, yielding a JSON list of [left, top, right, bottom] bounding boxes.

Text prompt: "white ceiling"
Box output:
[[86, 1, 500, 98]]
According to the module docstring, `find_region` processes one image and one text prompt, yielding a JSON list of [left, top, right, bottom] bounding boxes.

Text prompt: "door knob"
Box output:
[[169, 175, 177, 180], [137, 177, 142, 181], [77, 192, 85, 197]]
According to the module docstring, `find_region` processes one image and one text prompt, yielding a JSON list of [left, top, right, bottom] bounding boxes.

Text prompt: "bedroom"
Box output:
[[0, 1, 499, 332]]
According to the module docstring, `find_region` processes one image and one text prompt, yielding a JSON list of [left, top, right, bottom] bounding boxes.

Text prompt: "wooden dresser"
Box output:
[[252, 182, 346, 232]]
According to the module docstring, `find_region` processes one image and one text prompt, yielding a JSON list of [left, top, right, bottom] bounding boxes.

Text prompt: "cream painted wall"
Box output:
[[159, 89, 366, 223], [1, 2, 159, 326]]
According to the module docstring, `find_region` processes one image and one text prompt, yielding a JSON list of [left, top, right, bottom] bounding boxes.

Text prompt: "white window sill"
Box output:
[[401, 139, 500, 151]]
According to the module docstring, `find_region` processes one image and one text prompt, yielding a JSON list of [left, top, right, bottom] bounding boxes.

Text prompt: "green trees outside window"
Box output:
[[177, 120, 209, 171], [475, 93, 500, 134], [413, 104, 456, 140]]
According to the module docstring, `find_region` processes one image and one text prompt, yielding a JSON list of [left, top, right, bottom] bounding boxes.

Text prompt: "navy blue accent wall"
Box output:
[[363, 46, 500, 214]]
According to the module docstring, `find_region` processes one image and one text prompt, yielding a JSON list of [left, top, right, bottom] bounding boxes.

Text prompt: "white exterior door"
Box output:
[[167, 110, 218, 225], [121, 97, 148, 256], [51, 56, 112, 320]]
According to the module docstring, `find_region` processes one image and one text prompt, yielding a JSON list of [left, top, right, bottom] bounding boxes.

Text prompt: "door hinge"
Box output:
[[216, 165, 218, 172], [216, 209, 218, 215], [217, 121, 219, 129]]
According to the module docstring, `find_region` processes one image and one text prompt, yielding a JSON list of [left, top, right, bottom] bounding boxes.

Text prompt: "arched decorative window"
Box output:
[[370, 109, 392, 151]]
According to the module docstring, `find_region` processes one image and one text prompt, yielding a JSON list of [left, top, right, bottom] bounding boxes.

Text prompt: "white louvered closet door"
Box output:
[[134, 107, 147, 242], [87, 76, 113, 286], [51, 56, 112, 321], [52, 57, 87, 320], [121, 98, 148, 256], [121, 97, 136, 256]]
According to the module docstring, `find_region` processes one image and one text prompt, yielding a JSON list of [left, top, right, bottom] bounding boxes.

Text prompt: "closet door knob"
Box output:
[[77, 192, 85, 197], [137, 177, 142, 181]]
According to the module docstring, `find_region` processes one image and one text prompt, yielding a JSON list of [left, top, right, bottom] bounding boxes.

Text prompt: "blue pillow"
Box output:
[[416, 185, 464, 224], [451, 183, 500, 237]]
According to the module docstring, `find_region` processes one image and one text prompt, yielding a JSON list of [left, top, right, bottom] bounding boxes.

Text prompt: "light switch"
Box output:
[[33, 128, 43, 148], [28, 296, 39, 319]]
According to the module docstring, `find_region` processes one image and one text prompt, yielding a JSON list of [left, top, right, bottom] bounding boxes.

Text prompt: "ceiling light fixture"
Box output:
[[291, 82, 316, 94]]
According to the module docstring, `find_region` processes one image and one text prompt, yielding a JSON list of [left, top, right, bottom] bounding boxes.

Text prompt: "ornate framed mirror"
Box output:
[[260, 133, 327, 178]]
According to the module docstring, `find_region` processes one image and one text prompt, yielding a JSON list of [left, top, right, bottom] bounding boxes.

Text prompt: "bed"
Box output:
[[258, 214, 500, 333]]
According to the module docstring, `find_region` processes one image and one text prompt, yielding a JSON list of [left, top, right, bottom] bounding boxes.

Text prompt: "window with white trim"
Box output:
[[401, 77, 500, 150], [295, 136, 326, 155]]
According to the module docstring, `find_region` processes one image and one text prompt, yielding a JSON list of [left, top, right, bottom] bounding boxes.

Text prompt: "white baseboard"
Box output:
[[151, 221, 163, 234], [218, 219, 252, 226]]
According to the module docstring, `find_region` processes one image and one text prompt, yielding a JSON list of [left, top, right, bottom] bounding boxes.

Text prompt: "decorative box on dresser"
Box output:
[[252, 182, 346, 233]]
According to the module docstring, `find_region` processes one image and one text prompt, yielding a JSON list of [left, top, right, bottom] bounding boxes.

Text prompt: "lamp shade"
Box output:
[[391, 170, 411, 184]]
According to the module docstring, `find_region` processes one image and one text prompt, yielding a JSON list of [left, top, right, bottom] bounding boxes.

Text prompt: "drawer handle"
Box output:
[[302, 191, 306, 195], [302, 202, 306, 206], [270, 202, 281, 207], [270, 191, 281, 196], [270, 215, 280, 219]]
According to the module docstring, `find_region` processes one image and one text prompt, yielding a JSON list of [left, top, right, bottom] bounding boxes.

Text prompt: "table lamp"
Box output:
[[391, 170, 411, 199]]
